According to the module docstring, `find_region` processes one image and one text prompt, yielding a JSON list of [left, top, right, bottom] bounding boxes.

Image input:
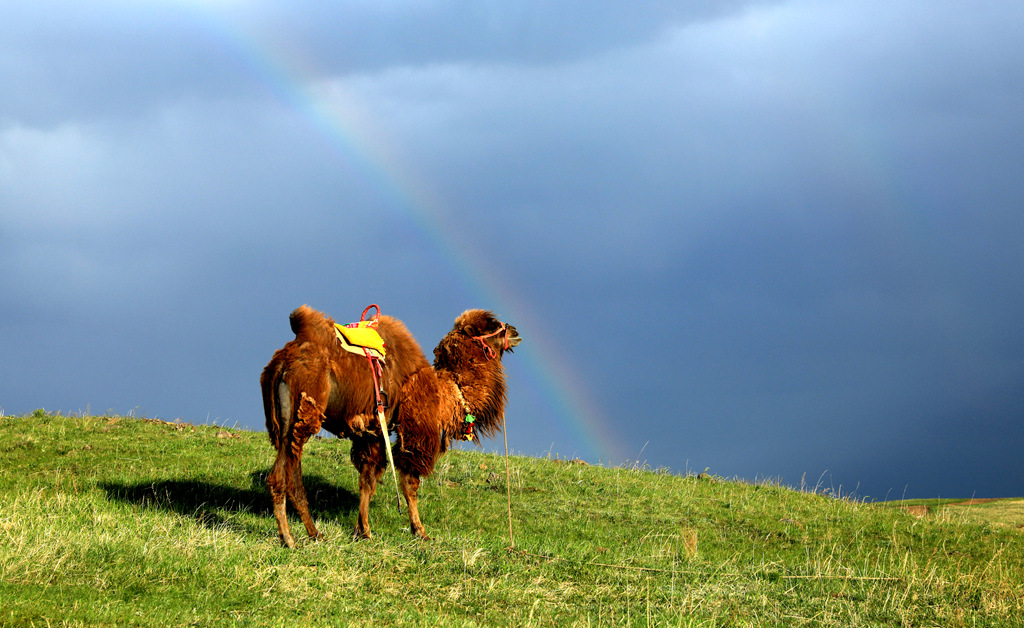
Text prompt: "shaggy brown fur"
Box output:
[[260, 304, 521, 546]]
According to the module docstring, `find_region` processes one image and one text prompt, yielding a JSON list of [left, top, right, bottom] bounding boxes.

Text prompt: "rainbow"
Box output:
[[197, 9, 630, 464]]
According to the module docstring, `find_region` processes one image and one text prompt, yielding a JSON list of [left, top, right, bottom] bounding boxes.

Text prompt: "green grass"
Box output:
[[2, 412, 1022, 626], [881, 498, 1024, 530]]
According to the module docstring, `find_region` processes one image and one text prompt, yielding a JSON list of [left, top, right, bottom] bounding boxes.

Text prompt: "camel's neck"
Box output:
[[439, 372, 474, 442], [435, 369, 469, 411], [436, 362, 507, 441]]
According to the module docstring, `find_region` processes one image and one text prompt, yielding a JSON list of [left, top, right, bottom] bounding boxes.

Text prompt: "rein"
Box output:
[[455, 325, 517, 549]]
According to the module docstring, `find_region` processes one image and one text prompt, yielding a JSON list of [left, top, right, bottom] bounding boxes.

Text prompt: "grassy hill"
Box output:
[[1, 412, 1022, 626]]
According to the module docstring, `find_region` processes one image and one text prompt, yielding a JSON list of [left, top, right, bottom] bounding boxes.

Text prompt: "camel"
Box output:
[[261, 304, 521, 546]]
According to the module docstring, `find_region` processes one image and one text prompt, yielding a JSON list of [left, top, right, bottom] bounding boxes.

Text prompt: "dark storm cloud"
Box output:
[[0, 0, 772, 125], [253, 0, 772, 69], [0, 2, 234, 124], [2, 0, 1023, 499]]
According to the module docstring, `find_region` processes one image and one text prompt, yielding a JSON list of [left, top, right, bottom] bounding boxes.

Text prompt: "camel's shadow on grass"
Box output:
[[100, 471, 360, 536]]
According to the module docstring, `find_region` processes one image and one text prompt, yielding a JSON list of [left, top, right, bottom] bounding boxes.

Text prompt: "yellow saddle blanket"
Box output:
[[334, 322, 386, 361]]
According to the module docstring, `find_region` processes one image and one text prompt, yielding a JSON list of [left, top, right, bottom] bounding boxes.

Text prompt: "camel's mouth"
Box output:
[[505, 324, 522, 352]]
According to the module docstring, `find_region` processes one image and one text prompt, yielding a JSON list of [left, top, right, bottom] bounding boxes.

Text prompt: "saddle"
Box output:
[[334, 305, 386, 361]]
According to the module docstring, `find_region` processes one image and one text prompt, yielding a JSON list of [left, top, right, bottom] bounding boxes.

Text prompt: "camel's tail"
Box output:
[[261, 359, 285, 450]]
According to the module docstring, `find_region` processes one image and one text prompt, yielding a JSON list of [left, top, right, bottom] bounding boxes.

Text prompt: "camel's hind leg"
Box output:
[[267, 387, 325, 547], [267, 381, 296, 547], [288, 392, 326, 539], [267, 446, 294, 547]]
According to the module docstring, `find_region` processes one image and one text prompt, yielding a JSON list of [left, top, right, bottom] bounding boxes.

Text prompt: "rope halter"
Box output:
[[470, 322, 509, 360]]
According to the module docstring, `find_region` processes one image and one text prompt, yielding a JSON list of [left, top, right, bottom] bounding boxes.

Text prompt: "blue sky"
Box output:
[[2, 0, 1022, 500]]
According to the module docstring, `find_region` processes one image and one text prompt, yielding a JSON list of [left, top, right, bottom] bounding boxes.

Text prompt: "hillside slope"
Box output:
[[1, 413, 1022, 626]]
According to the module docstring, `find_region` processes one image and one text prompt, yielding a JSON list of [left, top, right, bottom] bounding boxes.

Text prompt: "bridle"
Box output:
[[470, 322, 510, 360]]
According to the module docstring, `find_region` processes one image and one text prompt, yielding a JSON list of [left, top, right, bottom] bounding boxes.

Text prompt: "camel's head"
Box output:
[[434, 309, 521, 443], [450, 309, 522, 360]]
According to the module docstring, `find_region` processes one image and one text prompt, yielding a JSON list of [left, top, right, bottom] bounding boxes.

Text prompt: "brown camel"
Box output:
[[261, 304, 521, 546]]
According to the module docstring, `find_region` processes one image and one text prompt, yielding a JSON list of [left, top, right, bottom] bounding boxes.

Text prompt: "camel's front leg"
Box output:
[[401, 471, 430, 539], [284, 391, 323, 545], [351, 437, 385, 539]]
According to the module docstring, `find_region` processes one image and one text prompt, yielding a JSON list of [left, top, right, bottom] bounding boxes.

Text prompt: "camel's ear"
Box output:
[[461, 324, 478, 337]]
